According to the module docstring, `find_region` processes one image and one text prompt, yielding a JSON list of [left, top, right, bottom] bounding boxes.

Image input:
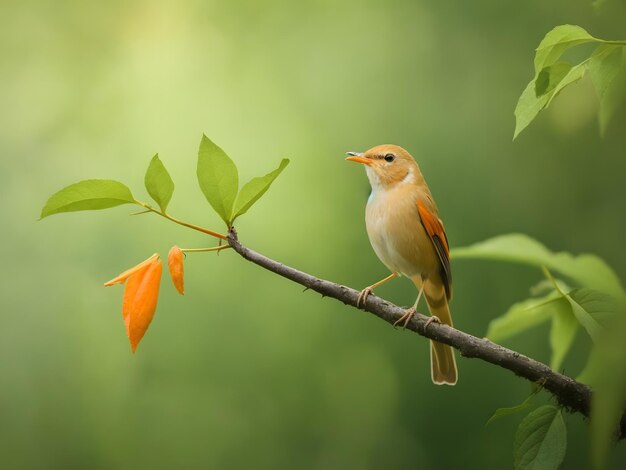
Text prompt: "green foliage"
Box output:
[[562, 288, 616, 342], [543, 267, 617, 343], [40, 135, 288, 228], [455, 227, 624, 468], [485, 288, 578, 373], [486, 292, 565, 343], [144, 154, 175, 213], [514, 406, 567, 470], [544, 62, 588, 107], [509, 25, 626, 465], [534, 62, 577, 97], [196, 135, 239, 224], [196, 135, 289, 226], [459, 232, 624, 470], [452, 233, 624, 298], [515, 79, 554, 139], [533, 25, 596, 73], [573, 294, 626, 469], [588, 311, 626, 469], [549, 305, 578, 372], [40, 179, 136, 219], [514, 25, 626, 139], [232, 158, 289, 222], [487, 390, 539, 426], [590, 45, 625, 135], [466, 235, 621, 375], [466, 239, 626, 468]]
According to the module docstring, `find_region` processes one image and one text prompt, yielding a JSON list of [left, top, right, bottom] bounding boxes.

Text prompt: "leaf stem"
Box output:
[[136, 201, 227, 240], [181, 245, 232, 253]]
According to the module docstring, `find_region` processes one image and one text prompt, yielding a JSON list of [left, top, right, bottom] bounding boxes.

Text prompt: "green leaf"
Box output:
[[144, 154, 175, 213], [549, 304, 578, 371], [544, 265, 617, 342], [515, 61, 587, 139], [535, 62, 574, 97], [486, 293, 565, 343], [576, 290, 622, 386], [565, 288, 617, 341], [589, 45, 625, 136], [500, 272, 578, 372], [571, 289, 617, 327], [539, 268, 579, 370], [452, 234, 624, 298], [196, 135, 239, 225], [231, 158, 289, 222], [530, 278, 571, 297], [514, 406, 567, 470], [544, 61, 588, 106], [486, 391, 538, 426], [590, 45, 623, 100], [588, 311, 626, 469], [534, 25, 597, 74], [514, 25, 626, 139], [598, 72, 626, 137], [514, 77, 552, 139], [40, 179, 136, 219]]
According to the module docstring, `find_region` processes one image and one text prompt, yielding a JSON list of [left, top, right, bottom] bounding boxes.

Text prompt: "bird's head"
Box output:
[[346, 144, 420, 190]]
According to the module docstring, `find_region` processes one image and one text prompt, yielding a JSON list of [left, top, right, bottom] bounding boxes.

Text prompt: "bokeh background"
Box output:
[[2, 0, 626, 468]]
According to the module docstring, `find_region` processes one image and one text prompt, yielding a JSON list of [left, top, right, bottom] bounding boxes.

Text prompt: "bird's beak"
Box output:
[[345, 152, 371, 165]]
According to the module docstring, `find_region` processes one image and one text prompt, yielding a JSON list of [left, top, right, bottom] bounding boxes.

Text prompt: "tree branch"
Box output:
[[227, 228, 625, 437]]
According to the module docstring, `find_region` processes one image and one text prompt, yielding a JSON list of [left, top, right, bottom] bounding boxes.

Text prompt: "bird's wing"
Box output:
[[417, 199, 452, 299]]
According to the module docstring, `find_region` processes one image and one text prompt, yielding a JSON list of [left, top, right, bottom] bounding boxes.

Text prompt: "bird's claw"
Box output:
[[424, 315, 441, 329], [393, 307, 416, 329], [356, 287, 373, 308]]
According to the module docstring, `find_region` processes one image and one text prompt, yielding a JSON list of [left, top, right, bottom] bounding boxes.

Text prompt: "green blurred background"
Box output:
[[2, 0, 626, 468]]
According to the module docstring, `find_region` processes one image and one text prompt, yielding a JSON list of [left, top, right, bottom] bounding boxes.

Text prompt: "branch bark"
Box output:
[[227, 228, 625, 437]]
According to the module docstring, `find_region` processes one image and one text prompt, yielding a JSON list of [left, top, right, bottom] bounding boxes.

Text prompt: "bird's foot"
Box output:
[[393, 307, 416, 329], [356, 287, 373, 308], [424, 315, 441, 329]]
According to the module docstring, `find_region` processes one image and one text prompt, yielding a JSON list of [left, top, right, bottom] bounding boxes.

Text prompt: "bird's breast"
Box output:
[[365, 186, 438, 278]]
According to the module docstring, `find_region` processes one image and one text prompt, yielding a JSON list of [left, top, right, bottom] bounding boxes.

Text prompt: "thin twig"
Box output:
[[136, 201, 227, 240], [181, 245, 232, 253]]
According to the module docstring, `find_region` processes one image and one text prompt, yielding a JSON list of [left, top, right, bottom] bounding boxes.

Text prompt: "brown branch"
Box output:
[[226, 228, 625, 437]]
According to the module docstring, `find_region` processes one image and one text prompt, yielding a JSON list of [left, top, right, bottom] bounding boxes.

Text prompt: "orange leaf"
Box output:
[[104, 253, 159, 286], [121, 257, 162, 352], [167, 245, 185, 295]]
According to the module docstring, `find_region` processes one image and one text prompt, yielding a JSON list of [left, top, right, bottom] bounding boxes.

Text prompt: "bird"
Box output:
[[345, 144, 457, 385]]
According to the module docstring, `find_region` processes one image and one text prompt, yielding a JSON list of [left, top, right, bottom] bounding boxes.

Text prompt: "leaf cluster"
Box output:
[[514, 25, 626, 138], [40, 135, 289, 225], [455, 233, 626, 468], [39, 136, 289, 351], [196, 135, 289, 226]]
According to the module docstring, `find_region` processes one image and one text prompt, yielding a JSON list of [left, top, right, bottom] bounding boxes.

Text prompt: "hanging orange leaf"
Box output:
[[167, 245, 185, 295], [104, 253, 159, 286], [105, 254, 163, 352]]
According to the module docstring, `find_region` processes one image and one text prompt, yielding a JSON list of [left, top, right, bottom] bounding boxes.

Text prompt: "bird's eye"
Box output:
[[384, 153, 395, 162]]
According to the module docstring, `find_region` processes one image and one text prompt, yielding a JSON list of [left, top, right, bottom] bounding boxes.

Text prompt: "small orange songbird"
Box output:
[[346, 144, 457, 385]]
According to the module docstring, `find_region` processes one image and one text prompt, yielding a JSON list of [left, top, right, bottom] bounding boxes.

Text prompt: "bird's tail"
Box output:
[[421, 278, 458, 385]]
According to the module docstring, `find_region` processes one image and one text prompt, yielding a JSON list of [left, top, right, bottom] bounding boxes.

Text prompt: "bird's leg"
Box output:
[[424, 315, 441, 329], [393, 283, 425, 329], [356, 272, 399, 308]]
